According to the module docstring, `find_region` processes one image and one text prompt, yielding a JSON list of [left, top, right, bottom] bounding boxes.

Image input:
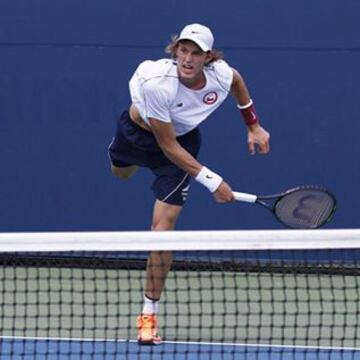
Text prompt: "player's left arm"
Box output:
[[230, 68, 270, 155]]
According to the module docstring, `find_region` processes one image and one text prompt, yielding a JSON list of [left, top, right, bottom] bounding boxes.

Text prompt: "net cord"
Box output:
[[0, 229, 359, 252]]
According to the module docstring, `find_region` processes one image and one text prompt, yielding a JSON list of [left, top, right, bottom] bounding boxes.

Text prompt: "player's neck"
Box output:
[[179, 71, 206, 90]]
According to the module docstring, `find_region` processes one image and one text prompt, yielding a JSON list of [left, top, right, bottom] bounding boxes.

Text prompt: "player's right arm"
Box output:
[[149, 118, 234, 203]]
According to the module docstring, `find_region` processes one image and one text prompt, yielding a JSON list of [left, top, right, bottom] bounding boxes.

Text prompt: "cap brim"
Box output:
[[177, 36, 210, 52]]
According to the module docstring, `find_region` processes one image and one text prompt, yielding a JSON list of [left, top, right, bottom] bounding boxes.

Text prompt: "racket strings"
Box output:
[[274, 190, 336, 229]]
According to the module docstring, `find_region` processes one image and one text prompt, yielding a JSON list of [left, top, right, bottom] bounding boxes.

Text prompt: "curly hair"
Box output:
[[165, 36, 224, 65]]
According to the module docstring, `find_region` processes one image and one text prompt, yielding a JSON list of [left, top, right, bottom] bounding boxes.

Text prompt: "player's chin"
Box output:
[[179, 71, 194, 80]]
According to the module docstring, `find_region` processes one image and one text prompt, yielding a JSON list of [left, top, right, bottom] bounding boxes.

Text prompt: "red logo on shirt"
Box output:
[[203, 92, 218, 105]]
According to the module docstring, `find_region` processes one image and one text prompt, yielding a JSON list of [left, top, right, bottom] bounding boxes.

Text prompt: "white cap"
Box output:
[[177, 23, 214, 52]]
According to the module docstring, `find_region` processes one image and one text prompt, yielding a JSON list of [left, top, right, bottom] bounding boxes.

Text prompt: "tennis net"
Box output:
[[0, 229, 360, 359]]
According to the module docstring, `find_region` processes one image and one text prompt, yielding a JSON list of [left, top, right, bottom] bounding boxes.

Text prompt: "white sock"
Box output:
[[142, 295, 159, 315]]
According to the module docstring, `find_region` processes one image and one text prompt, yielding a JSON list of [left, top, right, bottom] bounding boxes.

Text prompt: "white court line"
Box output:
[[1, 335, 360, 352]]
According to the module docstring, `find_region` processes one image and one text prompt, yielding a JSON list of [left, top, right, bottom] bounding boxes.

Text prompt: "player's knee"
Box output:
[[151, 221, 173, 231], [151, 213, 179, 231], [111, 165, 138, 179]]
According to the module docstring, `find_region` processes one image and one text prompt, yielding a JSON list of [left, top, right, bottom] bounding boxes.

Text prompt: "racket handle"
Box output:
[[233, 191, 257, 203]]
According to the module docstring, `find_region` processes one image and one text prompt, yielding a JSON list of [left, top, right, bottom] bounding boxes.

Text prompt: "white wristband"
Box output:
[[236, 99, 253, 110], [195, 166, 223, 193]]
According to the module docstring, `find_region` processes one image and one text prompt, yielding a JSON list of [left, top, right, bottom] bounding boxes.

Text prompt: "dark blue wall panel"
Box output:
[[0, 1, 359, 231]]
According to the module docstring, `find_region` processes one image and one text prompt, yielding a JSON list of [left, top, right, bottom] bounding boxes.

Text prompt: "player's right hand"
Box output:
[[213, 181, 235, 203]]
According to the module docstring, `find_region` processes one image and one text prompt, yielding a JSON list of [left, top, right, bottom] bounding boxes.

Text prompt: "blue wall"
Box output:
[[0, 0, 359, 231]]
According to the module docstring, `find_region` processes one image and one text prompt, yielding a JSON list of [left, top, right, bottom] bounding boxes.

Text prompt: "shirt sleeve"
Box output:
[[142, 80, 171, 123], [213, 60, 234, 92]]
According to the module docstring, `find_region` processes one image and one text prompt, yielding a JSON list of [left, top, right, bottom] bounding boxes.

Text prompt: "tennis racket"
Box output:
[[233, 185, 336, 229]]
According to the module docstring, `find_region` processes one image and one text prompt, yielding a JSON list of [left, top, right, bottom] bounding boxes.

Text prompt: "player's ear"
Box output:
[[165, 35, 179, 59], [205, 51, 214, 65]]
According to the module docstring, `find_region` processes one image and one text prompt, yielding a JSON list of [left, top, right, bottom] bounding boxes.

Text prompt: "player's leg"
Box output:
[[111, 164, 138, 179], [146, 200, 183, 299], [137, 169, 190, 345], [137, 200, 183, 345]]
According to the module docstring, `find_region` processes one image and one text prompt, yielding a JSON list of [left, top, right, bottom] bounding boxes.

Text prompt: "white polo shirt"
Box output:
[[129, 58, 234, 136]]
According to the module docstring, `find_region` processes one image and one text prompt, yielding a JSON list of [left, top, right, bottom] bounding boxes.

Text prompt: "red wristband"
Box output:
[[237, 101, 259, 126]]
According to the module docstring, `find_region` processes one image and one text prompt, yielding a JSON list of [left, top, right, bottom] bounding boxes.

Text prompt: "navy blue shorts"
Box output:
[[108, 111, 201, 206]]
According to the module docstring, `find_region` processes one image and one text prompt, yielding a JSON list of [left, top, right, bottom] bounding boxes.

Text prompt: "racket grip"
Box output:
[[233, 191, 257, 203]]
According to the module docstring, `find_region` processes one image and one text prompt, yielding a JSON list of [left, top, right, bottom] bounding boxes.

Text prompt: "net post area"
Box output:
[[0, 229, 360, 359]]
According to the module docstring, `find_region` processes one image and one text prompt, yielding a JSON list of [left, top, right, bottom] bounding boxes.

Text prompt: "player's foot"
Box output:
[[137, 313, 162, 345]]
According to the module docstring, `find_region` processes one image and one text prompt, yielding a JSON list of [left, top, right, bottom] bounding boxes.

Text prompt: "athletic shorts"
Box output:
[[108, 111, 201, 206]]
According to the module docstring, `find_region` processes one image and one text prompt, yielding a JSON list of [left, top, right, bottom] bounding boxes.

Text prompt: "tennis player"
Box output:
[[108, 23, 270, 345]]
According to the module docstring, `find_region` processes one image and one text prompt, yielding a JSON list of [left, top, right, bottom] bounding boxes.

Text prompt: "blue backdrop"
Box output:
[[0, 0, 359, 231]]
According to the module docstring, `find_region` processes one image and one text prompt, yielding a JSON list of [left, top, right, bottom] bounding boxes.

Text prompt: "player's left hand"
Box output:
[[247, 124, 270, 155]]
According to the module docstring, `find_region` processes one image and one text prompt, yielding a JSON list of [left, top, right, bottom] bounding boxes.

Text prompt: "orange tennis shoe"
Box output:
[[137, 313, 162, 345]]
